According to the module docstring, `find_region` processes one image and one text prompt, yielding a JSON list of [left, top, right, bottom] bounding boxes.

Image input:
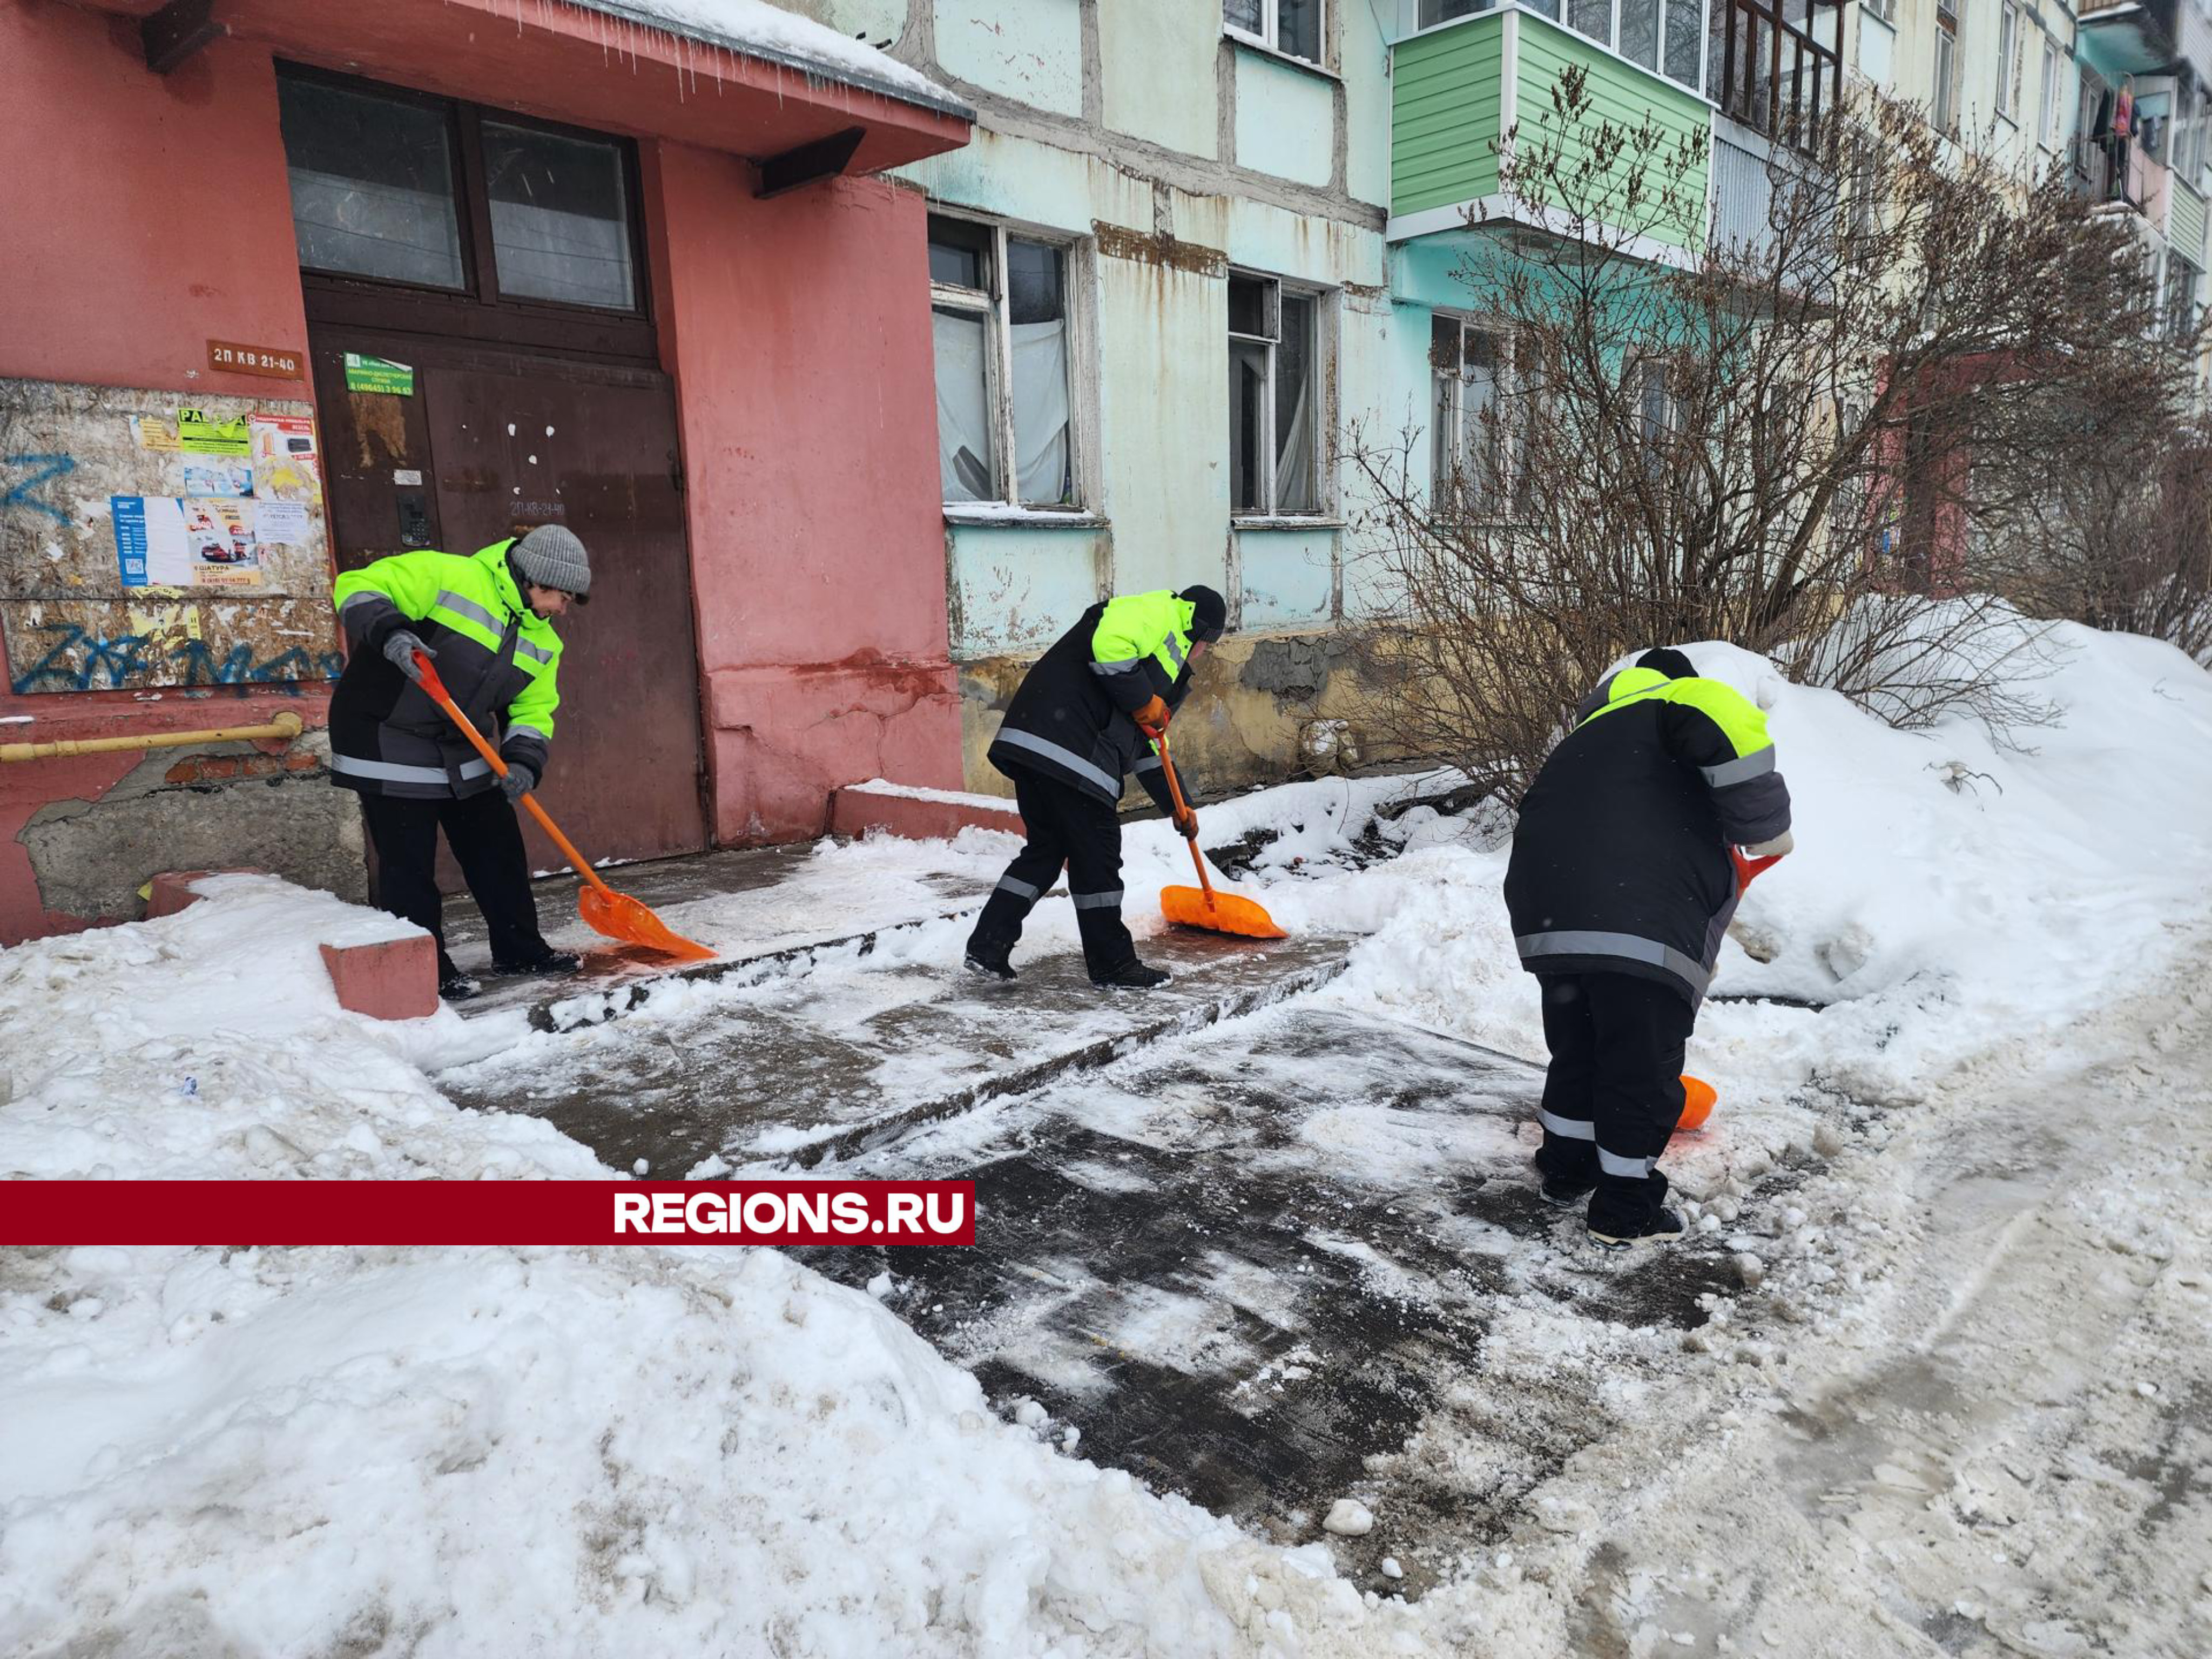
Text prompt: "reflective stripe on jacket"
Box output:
[[328, 539, 563, 800], [1503, 665, 1792, 1005], [989, 591, 1200, 808]]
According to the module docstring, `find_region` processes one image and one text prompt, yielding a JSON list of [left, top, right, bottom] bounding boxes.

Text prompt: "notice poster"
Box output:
[[182, 455, 254, 497], [180, 497, 261, 589], [251, 414, 320, 501], [112, 495, 187, 586], [112, 496, 261, 589], [177, 409, 251, 456], [131, 414, 181, 451]]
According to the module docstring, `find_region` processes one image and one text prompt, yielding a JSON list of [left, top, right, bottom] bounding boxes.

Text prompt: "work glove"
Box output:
[[1133, 694, 1171, 737], [385, 630, 434, 683], [500, 762, 537, 802], [1172, 804, 1199, 840], [1743, 830, 1795, 858]]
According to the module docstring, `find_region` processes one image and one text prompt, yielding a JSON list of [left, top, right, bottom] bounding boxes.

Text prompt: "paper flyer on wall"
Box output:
[[250, 414, 321, 505], [112, 496, 263, 589], [177, 408, 251, 456]]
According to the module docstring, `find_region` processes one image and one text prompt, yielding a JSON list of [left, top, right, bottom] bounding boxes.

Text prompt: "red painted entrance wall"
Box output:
[[0, 1, 968, 941], [649, 147, 965, 843], [0, 10, 319, 942]]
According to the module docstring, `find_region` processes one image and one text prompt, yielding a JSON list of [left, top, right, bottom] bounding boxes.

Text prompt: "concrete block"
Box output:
[[144, 868, 265, 919], [318, 934, 439, 1021], [831, 782, 1023, 842]]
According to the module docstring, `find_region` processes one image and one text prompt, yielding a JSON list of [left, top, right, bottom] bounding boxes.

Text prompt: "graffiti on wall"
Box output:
[[1, 380, 337, 695], [6, 619, 343, 695]]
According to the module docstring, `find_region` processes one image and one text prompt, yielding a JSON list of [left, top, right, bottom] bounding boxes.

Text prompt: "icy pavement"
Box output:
[[437, 840, 996, 1020], [437, 916, 1351, 1177], [788, 1000, 1744, 1589]]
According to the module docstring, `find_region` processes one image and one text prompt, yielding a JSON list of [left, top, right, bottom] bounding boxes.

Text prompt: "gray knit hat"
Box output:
[[510, 525, 591, 601]]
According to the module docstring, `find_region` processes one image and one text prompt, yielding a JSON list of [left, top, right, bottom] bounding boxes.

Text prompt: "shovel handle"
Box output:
[[413, 651, 615, 899], [1151, 731, 1216, 908]]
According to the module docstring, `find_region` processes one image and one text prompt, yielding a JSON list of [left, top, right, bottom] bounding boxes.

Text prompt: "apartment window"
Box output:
[[2039, 40, 2062, 150], [2166, 255, 2201, 341], [1224, 0, 1324, 64], [1934, 0, 1961, 136], [1996, 2, 2022, 122], [279, 77, 465, 289], [1418, 0, 1487, 21], [1229, 273, 1324, 517], [1711, 0, 1843, 145], [1567, 0, 1704, 89], [929, 213, 1078, 509], [1431, 315, 1519, 510]]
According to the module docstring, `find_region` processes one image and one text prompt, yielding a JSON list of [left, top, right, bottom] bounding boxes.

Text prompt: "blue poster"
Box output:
[[112, 495, 150, 586]]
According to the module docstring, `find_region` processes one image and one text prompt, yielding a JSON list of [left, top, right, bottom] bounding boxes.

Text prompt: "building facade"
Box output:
[[0, 0, 974, 942]]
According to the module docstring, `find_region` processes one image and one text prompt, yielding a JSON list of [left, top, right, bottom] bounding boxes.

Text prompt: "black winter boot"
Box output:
[[1090, 958, 1171, 991], [493, 948, 582, 976], [439, 969, 482, 1002], [1588, 1209, 1687, 1251], [964, 932, 1016, 980]]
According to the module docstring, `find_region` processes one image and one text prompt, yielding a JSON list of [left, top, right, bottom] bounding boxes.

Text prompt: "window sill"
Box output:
[[944, 506, 1108, 529], [1222, 29, 1340, 84], [1232, 515, 1343, 531]]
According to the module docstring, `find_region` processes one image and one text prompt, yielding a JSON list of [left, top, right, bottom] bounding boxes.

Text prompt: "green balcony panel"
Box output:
[[1391, 9, 1712, 254], [1392, 14, 1508, 219]]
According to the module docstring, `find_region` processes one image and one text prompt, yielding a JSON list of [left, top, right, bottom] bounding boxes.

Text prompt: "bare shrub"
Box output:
[[1346, 75, 2199, 798]]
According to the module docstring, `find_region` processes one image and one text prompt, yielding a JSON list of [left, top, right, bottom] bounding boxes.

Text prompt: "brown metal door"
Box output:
[[311, 331, 709, 878]]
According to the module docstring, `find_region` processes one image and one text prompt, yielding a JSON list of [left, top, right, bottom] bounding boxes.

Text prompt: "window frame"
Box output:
[[279, 61, 655, 362], [2165, 252, 2202, 341], [1223, 0, 1328, 68], [1710, 0, 1844, 150], [1995, 0, 2022, 123], [1228, 268, 1332, 521], [928, 209, 1089, 514], [1933, 0, 1961, 137], [2038, 38, 2063, 152], [1428, 311, 1523, 521]]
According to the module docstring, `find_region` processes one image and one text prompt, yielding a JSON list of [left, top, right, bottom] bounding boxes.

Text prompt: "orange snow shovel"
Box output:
[[414, 652, 713, 962], [1152, 730, 1286, 940], [1676, 1074, 1717, 1133]]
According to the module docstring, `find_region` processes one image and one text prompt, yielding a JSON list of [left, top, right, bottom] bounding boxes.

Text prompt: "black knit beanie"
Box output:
[[1637, 647, 1696, 680], [1180, 585, 1229, 642]]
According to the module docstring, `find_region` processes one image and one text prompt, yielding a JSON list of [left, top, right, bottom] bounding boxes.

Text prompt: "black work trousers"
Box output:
[[1533, 971, 1696, 1232], [359, 790, 549, 979], [967, 772, 1136, 976]]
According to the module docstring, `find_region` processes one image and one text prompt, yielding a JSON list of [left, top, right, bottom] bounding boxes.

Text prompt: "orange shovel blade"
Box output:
[[1676, 1074, 1717, 1132], [579, 882, 716, 962], [1161, 884, 1288, 940]]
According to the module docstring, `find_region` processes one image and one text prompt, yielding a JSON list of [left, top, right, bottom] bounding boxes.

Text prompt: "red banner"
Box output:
[[0, 1182, 976, 1246]]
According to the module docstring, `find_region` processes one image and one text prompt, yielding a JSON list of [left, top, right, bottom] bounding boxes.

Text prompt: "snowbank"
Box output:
[[0, 879, 1491, 1656], [1312, 621, 2212, 1183], [5, 622, 2210, 1656]]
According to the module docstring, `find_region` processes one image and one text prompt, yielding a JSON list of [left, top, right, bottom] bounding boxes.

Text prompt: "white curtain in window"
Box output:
[[933, 309, 994, 502], [1010, 318, 1071, 505], [1275, 377, 1314, 512]]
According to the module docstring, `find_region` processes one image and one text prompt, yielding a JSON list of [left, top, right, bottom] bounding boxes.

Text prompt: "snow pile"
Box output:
[[1319, 624, 2212, 1121], [1, 1242, 1486, 1657], [0, 880, 1548, 1657], [0, 875, 578, 1183]]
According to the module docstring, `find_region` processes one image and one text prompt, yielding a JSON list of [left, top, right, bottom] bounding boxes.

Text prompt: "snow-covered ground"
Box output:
[[3, 621, 2210, 1657]]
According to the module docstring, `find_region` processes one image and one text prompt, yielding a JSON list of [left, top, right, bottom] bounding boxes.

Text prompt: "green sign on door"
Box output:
[[343, 353, 415, 396]]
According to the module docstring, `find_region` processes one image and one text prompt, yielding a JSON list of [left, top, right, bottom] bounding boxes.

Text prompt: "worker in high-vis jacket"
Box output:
[[1503, 648, 1795, 1250], [328, 525, 591, 1001], [966, 585, 1230, 991]]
